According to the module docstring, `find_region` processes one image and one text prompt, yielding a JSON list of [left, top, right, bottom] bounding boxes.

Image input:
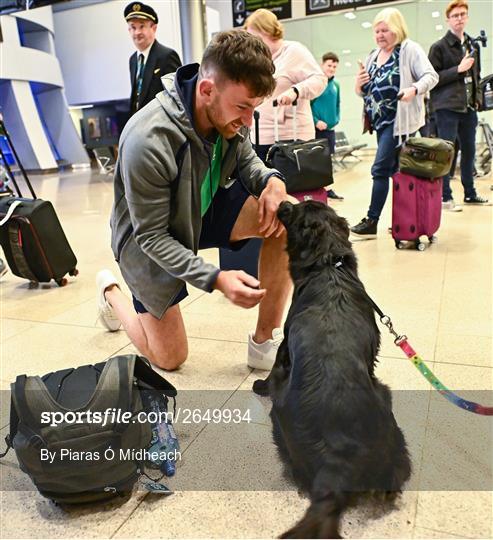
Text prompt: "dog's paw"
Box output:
[[252, 378, 270, 396]]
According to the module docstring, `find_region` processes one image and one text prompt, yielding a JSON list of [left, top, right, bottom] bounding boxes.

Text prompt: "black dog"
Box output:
[[255, 201, 411, 539]]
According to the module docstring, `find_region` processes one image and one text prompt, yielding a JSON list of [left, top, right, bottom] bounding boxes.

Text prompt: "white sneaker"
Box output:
[[96, 270, 121, 332], [247, 328, 283, 371], [442, 199, 463, 212]]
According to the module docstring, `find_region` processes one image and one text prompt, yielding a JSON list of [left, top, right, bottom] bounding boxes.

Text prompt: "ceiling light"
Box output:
[[342, 49, 351, 54], [344, 12, 356, 20], [361, 21, 372, 29], [435, 24, 443, 30], [344, 62, 352, 67], [432, 11, 440, 18]]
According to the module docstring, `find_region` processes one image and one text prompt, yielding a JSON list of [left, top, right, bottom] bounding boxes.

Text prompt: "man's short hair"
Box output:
[[322, 52, 339, 63], [446, 0, 469, 18], [200, 30, 276, 98]]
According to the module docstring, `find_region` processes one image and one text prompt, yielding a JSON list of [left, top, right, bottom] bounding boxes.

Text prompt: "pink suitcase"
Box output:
[[391, 172, 442, 250], [292, 188, 328, 203]]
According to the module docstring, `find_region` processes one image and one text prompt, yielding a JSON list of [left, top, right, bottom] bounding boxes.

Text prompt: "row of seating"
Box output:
[[91, 131, 369, 176], [333, 131, 368, 168]]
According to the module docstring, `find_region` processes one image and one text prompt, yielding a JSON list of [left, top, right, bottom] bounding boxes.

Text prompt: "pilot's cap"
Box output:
[[124, 2, 158, 24]]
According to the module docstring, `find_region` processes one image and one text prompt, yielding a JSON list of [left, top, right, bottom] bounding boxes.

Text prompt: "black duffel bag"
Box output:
[[266, 100, 333, 193]]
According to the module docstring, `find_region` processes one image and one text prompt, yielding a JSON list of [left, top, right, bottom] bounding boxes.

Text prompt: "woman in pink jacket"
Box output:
[[244, 9, 327, 163]]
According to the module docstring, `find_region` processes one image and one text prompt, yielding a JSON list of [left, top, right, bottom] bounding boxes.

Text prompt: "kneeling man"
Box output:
[[97, 30, 292, 372]]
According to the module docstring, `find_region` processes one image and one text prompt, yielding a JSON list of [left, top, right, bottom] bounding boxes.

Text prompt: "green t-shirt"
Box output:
[[201, 136, 222, 216]]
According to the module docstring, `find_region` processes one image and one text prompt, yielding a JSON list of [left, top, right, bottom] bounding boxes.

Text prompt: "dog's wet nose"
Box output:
[[277, 201, 293, 223]]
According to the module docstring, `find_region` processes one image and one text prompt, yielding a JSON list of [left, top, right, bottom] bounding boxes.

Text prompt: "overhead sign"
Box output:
[[306, 0, 397, 16], [232, 0, 292, 28]]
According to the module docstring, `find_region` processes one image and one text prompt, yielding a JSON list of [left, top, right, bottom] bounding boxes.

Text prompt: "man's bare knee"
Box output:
[[263, 229, 287, 249], [137, 306, 188, 371], [147, 345, 188, 371]]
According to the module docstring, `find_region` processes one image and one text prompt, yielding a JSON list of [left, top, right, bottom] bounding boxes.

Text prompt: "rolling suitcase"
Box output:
[[392, 172, 442, 251], [391, 102, 443, 251], [291, 188, 327, 203], [0, 120, 78, 286]]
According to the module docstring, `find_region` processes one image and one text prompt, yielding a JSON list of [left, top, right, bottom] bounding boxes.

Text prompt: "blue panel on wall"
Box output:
[[30, 81, 61, 161], [16, 17, 26, 46], [0, 137, 15, 166]]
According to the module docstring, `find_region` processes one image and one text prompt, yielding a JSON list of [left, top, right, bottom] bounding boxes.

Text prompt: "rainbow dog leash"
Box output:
[[332, 260, 493, 415], [376, 309, 493, 416]]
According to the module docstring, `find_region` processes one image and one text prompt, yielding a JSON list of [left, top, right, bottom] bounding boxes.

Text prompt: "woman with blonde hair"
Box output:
[[351, 7, 439, 239], [244, 9, 326, 162]]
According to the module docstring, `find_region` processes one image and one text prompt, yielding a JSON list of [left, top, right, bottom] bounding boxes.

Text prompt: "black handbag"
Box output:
[[266, 100, 333, 193]]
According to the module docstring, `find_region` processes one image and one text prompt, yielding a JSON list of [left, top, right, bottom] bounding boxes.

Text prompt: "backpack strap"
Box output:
[[0, 396, 18, 458], [87, 356, 135, 415], [134, 356, 177, 397], [12, 375, 39, 429]]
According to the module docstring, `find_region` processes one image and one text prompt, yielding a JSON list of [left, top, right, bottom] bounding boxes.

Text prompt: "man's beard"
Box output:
[[205, 99, 239, 139]]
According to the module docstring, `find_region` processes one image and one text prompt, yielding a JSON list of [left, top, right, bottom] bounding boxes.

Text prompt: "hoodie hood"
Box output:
[[157, 63, 207, 148]]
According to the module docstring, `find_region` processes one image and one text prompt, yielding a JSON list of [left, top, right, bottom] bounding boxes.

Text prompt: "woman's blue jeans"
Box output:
[[367, 123, 400, 221]]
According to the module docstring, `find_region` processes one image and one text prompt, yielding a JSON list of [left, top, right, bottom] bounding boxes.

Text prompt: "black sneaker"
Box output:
[[464, 195, 489, 204], [327, 189, 344, 200], [350, 217, 378, 238]]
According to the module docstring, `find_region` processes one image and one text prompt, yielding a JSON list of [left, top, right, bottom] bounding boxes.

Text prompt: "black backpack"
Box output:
[[1, 354, 177, 504]]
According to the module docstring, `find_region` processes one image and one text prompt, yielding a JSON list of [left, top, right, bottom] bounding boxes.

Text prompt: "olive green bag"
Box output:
[[399, 137, 455, 180]]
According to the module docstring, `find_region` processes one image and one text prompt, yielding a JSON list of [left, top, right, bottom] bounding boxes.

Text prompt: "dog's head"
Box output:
[[278, 201, 354, 280]]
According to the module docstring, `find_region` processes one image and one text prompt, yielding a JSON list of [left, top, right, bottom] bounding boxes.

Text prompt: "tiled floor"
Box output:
[[0, 158, 491, 539]]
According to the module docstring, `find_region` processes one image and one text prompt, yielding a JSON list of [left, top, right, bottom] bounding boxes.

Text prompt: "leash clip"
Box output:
[[379, 315, 406, 344]]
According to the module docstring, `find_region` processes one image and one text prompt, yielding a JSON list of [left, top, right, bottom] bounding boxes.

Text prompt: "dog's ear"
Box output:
[[336, 216, 351, 240], [297, 214, 331, 262]]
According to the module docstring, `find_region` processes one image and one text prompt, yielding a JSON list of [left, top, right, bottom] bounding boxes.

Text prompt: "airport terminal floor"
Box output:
[[0, 158, 491, 539]]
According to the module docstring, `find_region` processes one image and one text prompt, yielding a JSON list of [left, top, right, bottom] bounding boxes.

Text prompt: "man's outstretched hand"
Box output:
[[213, 270, 266, 308]]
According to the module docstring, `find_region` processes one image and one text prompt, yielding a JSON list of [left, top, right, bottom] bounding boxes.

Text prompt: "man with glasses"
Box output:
[[429, 0, 488, 211]]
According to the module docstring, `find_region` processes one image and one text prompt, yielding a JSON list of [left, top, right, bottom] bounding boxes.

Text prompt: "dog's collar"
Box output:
[[330, 255, 344, 268]]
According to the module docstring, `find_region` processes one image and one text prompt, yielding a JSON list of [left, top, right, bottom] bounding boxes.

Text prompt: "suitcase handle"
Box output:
[[253, 110, 260, 151], [396, 92, 411, 146], [0, 119, 37, 199], [273, 98, 299, 142]]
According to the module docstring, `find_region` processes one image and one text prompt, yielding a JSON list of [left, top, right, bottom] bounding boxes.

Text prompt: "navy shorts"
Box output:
[[132, 180, 252, 314]]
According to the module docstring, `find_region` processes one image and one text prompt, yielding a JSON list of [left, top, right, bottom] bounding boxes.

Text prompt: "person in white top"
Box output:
[[244, 9, 326, 163]]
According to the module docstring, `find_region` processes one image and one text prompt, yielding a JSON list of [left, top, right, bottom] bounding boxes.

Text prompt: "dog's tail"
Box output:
[[280, 493, 348, 539]]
